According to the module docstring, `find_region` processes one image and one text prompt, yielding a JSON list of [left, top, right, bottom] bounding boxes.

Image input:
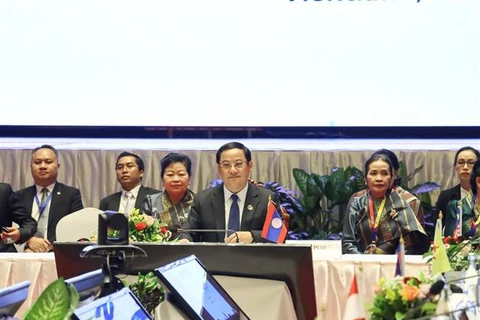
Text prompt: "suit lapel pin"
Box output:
[[57, 192, 61, 195], [247, 204, 253, 211]]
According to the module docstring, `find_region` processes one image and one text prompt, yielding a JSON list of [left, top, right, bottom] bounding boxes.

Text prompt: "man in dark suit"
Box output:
[[16, 144, 84, 252], [99, 152, 159, 214], [179, 141, 278, 243], [436, 146, 480, 226], [0, 183, 37, 252]]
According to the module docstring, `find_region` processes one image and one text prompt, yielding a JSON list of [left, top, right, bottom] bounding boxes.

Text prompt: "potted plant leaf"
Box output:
[[291, 166, 366, 240], [23, 278, 79, 320]]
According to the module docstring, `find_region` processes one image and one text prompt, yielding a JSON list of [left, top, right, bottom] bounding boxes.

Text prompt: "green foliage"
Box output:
[[129, 272, 164, 316], [290, 166, 366, 239], [24, 278, 79, 320], [423, 236, 480, 271]]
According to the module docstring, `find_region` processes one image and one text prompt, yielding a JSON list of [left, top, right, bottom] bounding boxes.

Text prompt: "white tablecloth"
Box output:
[[314, 254, 430, 320], [0, 253, 57, 318], [0, 253, 429, 319]]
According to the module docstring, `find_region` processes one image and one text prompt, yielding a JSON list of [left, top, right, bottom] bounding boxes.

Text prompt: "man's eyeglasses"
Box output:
[[219, 162, 245, 170], [456, 160, 476, 167]]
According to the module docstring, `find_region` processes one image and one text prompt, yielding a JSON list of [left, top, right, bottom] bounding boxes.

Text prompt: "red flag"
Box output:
[[261, 200, 287, 243], [343, 274, 366, 320]]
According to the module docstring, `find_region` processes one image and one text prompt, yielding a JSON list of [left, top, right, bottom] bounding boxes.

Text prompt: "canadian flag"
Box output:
[[343, 274, 366, 320]]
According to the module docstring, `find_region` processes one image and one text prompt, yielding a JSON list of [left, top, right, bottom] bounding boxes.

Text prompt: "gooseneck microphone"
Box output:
[[171, 228, 241, 243], [169, 228, 237, 234]]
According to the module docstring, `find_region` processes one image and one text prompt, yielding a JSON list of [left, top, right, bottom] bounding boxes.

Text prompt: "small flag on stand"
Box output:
[[261, 200, 287, 243], [395, 235, 405, 277], [343, 268, 366, 320], [432, 216, 452, 276], [453, 202, 462, 241]]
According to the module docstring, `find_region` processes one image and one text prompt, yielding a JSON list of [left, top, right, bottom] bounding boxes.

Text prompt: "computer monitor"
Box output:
[[71, 287, 152, 320], [65, 269, 103, 304], [155, 254, 250, 320], [0, 281, 31, 318]]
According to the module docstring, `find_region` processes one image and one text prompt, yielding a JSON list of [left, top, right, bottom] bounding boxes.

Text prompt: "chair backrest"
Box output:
[[56, 207, 103, 242]]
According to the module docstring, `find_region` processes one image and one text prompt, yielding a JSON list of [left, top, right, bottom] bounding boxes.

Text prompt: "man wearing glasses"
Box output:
[[178, 141, 278, 243], [436, 146, 480, 226]]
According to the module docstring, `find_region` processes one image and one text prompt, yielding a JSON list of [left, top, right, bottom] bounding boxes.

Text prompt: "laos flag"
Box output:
[[261, 200, 287, 243]]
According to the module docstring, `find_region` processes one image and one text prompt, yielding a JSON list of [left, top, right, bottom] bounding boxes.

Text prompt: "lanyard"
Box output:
[[368, 196, 387, 241], [34, 190, 53, 218]]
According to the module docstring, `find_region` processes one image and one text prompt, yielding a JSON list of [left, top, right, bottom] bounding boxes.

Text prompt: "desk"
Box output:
[[0, 253, 429, 319]]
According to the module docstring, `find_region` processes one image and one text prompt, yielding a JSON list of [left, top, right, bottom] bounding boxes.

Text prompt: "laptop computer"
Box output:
[[0, 281, 30, 318], [71, 286, 151, 320]]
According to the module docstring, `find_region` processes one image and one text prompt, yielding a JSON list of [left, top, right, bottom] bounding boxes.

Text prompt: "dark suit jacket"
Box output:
[[99, 186, 160, 212], [436, 184, 461, 227], [179, 183, 278, 243], [16, 182, 83, 243], [0, 183, 37, 252]]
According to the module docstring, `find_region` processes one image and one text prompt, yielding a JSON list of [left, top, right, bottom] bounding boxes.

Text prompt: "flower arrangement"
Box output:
[[89, 209, 174, 243], [423, 236, 480, 272], [369, 273, 437, 320], [127, 209, 173, 242]]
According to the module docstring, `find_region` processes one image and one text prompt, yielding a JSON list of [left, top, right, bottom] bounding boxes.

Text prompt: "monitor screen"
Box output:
[[0, 281, 30, 317], [65, 269, 103, 304], [155, 255, 250, 320], [72, 287, 152, 320]]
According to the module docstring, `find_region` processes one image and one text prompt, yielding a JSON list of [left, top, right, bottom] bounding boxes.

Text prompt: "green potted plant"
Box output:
[[291, 166, 366, 239], [128, 271, 164, 316]]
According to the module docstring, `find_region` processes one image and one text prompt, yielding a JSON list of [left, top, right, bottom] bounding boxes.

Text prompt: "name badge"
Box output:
[[285, 240, 342, 261]]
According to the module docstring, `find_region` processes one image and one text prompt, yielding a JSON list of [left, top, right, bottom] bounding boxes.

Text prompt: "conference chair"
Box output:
[[56, 208, 103, 242]]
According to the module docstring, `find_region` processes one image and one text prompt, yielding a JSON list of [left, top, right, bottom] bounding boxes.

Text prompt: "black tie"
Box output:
[[228, 194, 240, 235]]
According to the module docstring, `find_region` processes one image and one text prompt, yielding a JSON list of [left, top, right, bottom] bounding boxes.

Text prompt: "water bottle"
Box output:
[[463, 253, 478, 316]]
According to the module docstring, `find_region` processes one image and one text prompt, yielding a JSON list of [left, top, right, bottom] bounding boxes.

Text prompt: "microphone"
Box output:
[[444, 274, 480, 284], [169, 228, 236, 234], [411, 301, 480, 320], [404, 280, 445, 320], [172, 228, 242, 243]]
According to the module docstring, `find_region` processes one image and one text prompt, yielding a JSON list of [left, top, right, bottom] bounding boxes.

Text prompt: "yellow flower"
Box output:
[[385, 288, 396, 301]]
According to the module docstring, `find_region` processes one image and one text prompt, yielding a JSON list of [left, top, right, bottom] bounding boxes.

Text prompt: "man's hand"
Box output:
[[224, 231, 253, 244], [177, 238, 190, 244], [1, 227, 21, 244], [26, 237, 52, 252]]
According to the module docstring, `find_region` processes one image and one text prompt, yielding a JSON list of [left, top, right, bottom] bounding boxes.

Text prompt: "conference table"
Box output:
[[0, 252, 429, 319]]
